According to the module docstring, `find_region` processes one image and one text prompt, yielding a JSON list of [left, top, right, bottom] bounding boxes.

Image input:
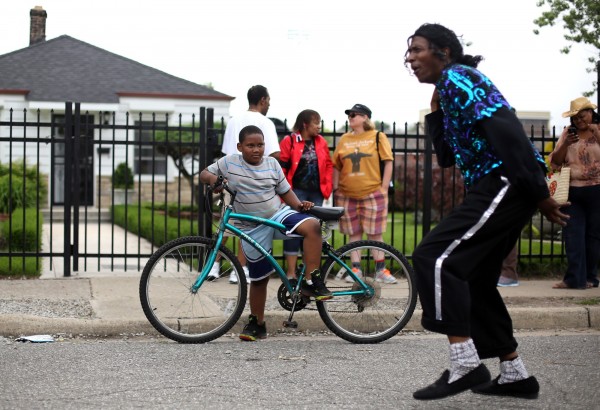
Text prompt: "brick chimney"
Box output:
[[29, 6, 47, 46]]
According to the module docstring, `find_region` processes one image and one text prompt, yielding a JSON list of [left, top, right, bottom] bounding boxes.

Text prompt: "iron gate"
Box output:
[[0, 102, 566, 277]]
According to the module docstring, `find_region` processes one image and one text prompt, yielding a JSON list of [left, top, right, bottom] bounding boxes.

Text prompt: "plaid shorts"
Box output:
[[335, 189, 388, 236]]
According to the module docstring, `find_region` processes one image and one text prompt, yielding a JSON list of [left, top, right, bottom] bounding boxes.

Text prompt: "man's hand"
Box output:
[[537, 197, 570, 226]]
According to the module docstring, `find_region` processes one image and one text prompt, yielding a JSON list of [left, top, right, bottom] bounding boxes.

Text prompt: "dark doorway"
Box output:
[[51, 114, 94, 206]]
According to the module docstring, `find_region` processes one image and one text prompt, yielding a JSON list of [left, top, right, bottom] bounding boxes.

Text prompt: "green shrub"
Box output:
[[1, 208, 44, 251], [0, 208, 43, 277], [0, 161, 47, 214], [112, 163, 134, 189], [0, 256, 42, 277]]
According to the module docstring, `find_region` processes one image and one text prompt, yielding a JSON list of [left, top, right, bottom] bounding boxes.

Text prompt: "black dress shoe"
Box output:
[[472, 375, 540, 399], [413, 364, 491, 400]]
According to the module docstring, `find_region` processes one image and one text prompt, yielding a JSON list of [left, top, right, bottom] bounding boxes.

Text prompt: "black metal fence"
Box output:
[[0, 102, 565, 277]]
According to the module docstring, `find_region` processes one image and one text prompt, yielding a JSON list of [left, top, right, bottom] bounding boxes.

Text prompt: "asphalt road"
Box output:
[[1, 330, 598, 409]]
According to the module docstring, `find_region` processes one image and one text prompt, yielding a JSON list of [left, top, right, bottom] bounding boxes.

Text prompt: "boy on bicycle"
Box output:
[[199, 125, 333, 341]]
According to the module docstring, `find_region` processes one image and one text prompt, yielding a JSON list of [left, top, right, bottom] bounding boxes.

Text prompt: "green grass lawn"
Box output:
[[114, 204, 567, 278]]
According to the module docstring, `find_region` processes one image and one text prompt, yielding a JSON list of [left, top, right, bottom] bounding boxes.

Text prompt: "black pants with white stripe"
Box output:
[[412, 172, 537, 359]]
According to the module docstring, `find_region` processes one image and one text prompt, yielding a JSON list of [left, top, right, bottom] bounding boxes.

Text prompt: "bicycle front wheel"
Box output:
[[140, 236, 246, 343], [319, 240, 417, 344]]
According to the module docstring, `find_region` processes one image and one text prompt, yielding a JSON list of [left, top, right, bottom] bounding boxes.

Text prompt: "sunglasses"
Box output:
[[348, 112, 364, 118]]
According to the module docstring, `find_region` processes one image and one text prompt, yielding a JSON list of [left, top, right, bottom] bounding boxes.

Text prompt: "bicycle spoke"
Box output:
[[319, 240, 417, 343], [140, 236, 247, 343]]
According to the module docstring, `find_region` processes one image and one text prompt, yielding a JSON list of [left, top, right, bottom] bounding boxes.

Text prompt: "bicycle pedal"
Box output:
[[283, 320, 298, 329]]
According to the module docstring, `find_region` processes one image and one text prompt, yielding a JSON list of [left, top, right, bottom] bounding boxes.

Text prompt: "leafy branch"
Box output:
[[533, 0, 600, 96]]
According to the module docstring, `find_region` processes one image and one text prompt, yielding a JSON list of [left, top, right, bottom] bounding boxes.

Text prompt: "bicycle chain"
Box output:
[[289, 284, 373, 314]]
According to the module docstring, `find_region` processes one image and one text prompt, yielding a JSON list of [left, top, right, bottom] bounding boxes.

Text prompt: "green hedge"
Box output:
[[1, 208, 43, 251], [111, 204, 199, 248], [113, 204, 568, 279], [0, 161, 48, 214], [0, 208, 43, 277], [0, 257, 42, 277]]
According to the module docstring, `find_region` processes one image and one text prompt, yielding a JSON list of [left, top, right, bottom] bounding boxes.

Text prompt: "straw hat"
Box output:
[[562, 97, 598, 118]]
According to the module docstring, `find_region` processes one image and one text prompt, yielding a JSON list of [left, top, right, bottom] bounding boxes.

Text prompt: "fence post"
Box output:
[[422, 130, 433, 236], [197, 107, 209, 237], [63, 102, 73, 277], [204, 108, 218, 238], [72, 103, 81, 272]]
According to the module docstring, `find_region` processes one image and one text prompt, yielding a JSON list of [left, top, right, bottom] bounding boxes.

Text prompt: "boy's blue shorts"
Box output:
[[241, 206, 317, 281]]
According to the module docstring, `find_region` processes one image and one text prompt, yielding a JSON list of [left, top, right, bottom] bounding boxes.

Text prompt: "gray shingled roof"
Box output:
[[0, 35, 233, 103]]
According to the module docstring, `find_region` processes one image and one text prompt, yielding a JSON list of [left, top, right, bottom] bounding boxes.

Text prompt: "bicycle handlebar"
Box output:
[[211, 175, 235, 197]]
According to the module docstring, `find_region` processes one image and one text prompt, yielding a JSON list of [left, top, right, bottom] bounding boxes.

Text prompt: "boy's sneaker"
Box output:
[[497, 276, 519, 287], [301, 270, 333, 301], [345, 267, 363, 283], [239, 314, 267, 341], [229, 270, 238, 284], [375, 268, 397, 284], [230, 266, 251, 284], [207, 262, 220, 281]]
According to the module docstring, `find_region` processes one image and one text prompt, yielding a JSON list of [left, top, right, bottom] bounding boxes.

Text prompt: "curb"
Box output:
[[2, 306, 598, 339]]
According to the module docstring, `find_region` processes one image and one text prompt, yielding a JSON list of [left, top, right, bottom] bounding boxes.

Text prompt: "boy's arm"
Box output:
[[280, 189, 313, 212], [199, 169, 218, 185]]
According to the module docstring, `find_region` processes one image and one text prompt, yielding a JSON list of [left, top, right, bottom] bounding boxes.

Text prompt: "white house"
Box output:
[[0, 6, 234, 208]]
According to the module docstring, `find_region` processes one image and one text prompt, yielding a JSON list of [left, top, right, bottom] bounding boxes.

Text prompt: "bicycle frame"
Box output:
[[139, 180, 417, 343], [190, 199, 374, 300]]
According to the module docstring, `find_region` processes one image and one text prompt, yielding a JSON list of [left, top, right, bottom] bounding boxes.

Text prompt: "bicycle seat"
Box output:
[[306, 206, 345, 221]]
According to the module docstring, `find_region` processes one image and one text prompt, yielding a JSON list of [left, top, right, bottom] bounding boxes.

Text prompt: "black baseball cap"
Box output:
[[344, 104, 372, 118]]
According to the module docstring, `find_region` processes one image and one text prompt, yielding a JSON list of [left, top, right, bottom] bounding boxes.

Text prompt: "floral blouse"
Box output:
[[550, 128, 600, 187]]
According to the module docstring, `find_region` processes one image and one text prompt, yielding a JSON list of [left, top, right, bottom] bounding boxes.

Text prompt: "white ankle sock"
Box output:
[[498, 356, 529, 384], [448, 339, 481, 383]]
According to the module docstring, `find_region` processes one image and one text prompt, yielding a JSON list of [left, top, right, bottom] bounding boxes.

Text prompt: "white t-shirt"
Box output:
[[221, 111, 280, 156]]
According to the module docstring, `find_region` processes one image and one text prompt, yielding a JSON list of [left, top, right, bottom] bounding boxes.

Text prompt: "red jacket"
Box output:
[[279, 133, 333, 199]]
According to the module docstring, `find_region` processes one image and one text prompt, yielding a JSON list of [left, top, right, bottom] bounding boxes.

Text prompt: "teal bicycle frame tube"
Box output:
[[192, 204, 373, 298], [191, 205, 288, 292]]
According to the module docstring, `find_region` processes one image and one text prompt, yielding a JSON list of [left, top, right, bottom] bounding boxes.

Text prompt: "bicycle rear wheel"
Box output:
[[319, 240, 417, 344], [140, 236, 246, 343]]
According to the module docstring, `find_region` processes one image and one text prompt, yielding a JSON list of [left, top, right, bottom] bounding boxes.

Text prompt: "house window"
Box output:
[[134, 121, 167, 176]]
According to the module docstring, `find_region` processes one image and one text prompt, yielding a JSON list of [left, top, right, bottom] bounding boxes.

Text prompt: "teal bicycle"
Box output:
[[140, 177, 417, 344]]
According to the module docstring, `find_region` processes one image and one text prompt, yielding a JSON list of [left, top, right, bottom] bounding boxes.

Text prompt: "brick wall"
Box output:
[[97, 176, 196, 207]]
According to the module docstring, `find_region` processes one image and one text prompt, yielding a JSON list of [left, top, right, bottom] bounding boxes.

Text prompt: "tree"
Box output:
[[533, 0, 600, 97], [154, 123, 223, 206]]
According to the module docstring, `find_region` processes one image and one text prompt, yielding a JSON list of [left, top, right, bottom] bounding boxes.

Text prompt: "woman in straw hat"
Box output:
[[549, 97, 600, 289]]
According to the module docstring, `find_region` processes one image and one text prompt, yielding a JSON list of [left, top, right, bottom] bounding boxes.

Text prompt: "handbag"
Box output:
[[546, 167, 570, 205]]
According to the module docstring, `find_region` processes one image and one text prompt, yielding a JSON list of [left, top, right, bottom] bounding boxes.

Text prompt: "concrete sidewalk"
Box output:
[[0, 273, 599, 339], [1, 219, 597, 339]]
